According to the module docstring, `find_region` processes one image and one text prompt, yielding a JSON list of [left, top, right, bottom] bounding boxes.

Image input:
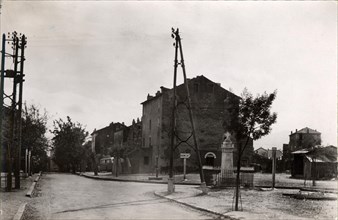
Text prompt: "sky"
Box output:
[[1, 1, 336, 149]]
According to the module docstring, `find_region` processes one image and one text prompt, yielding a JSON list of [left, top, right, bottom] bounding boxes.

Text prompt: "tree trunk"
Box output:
[[92, 153, 98, 176]]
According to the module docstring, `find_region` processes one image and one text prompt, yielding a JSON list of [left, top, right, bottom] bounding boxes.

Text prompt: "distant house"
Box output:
[[91, 119, 142, 174], [291, 145, 337, 179], [254, 147, 283, 160], [255, 147, 268, 158], [112, 119, 142, 174], [91, 122, 126, 156], [283, 127, 321, 171], [253, 147, 283, 172]]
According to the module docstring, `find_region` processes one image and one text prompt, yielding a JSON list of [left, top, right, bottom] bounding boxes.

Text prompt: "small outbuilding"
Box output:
[[291, 145, 337, 179]]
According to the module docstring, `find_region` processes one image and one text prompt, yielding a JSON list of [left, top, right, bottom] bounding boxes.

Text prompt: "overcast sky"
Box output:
[[1, 1, 336, 149]]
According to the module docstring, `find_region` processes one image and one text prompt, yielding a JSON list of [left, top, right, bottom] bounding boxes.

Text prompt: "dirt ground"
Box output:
[[161, 185, 338, 220]]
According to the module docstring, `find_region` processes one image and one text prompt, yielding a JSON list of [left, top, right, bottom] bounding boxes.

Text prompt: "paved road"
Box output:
[[25, 173, 220, 220]]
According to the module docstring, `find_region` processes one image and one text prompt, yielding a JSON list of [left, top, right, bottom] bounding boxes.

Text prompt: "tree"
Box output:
[[51, 116, 88, 173], [229, 89, 277, 211], [21, 104, 50, 172]]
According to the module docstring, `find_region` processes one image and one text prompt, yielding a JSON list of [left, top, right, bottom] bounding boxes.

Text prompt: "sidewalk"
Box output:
[[0, 174, 37, 220], [154, 185, 337, 220]]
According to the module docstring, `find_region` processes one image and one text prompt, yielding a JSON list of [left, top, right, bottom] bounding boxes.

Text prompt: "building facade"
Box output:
[[140, 75, 254, 174], [91, 122, 126, 157]]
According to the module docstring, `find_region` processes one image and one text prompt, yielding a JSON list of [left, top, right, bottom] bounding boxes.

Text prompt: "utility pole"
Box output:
[[0, 34, 5, 189], [0, 32, 27, 191], [168, 28, 207, 194]]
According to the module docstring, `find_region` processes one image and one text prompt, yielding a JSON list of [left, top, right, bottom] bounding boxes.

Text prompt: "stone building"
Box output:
[[140, 75, 253, 174], [283, 127, 321, 171], [91, 122, 126, 157], [112, 119, 143, 174]]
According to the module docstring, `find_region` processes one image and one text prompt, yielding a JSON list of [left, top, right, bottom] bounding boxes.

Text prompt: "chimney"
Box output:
[[291, 131, 293, 134], [296, 129, 298, 133], [156, 91, 161, 96], [147, 94, 153, 100]]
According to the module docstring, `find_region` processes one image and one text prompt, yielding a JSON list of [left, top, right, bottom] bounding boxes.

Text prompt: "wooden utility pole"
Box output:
[[168, 28, 207, 194], [0, 34, 6, 189]]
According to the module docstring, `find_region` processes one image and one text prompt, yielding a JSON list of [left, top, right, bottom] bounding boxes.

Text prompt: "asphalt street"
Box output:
[[25, 173, 220, 219]]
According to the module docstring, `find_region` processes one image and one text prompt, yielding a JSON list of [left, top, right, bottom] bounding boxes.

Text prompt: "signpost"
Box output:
[[180, 153, 191, 181], [272, 147, 277, 189]]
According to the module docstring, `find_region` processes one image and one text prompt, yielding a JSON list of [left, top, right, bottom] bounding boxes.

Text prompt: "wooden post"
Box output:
[[183, 158, 187, 180], [272, 147, 276, 188]]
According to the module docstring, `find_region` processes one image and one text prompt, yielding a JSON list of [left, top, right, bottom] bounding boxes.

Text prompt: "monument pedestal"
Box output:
[[219, 132, 235, 187]]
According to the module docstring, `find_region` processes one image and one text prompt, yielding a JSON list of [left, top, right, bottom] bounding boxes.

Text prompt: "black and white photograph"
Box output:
[[0, 1, 337, 220]]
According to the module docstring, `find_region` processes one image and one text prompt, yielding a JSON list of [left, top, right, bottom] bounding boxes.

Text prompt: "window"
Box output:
[[144, 156, 149, 165], [149, 136, 152, 147], [142, 137, 145, 147], [149, 119, 151, 131]]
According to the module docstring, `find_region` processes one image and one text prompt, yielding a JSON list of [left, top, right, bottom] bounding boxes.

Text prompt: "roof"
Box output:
[[292, 149, 310, 154], [255, 147, 267, 152], [292, 145, 337, 163], [92, 122, 126, 135], [305, 155, 336, 163], [290, 127, 321, 135], [141, 75, 240, 105]]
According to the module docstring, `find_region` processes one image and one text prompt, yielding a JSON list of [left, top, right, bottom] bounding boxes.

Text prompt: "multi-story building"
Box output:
[[91, 122, 126, 156], [112, 119, 143, 174], [283, 127, 321, 171], [140, 75, 253, 173]]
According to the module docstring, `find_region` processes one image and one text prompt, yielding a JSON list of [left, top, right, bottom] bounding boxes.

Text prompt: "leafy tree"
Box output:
[[228, 89, 277, 211], [51, 116, 88, 173], [79, 141, 94, 172], [21, 104, 50, 172]]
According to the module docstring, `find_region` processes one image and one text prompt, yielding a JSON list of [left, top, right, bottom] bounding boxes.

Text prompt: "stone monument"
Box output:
[[220, 132, 235, 185]]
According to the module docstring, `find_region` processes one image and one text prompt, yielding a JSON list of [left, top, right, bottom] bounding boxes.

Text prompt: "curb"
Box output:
[[12, 203, 27, 220], [78, 174, 337, 193], [153, 191, 236, 220], [254, 185, 338, 194], [78, 173, 200, 186], [26, 171, 42, 197]]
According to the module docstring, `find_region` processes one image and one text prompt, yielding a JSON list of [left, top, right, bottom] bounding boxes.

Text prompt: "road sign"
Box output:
[[180, 153, 191, 159]]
